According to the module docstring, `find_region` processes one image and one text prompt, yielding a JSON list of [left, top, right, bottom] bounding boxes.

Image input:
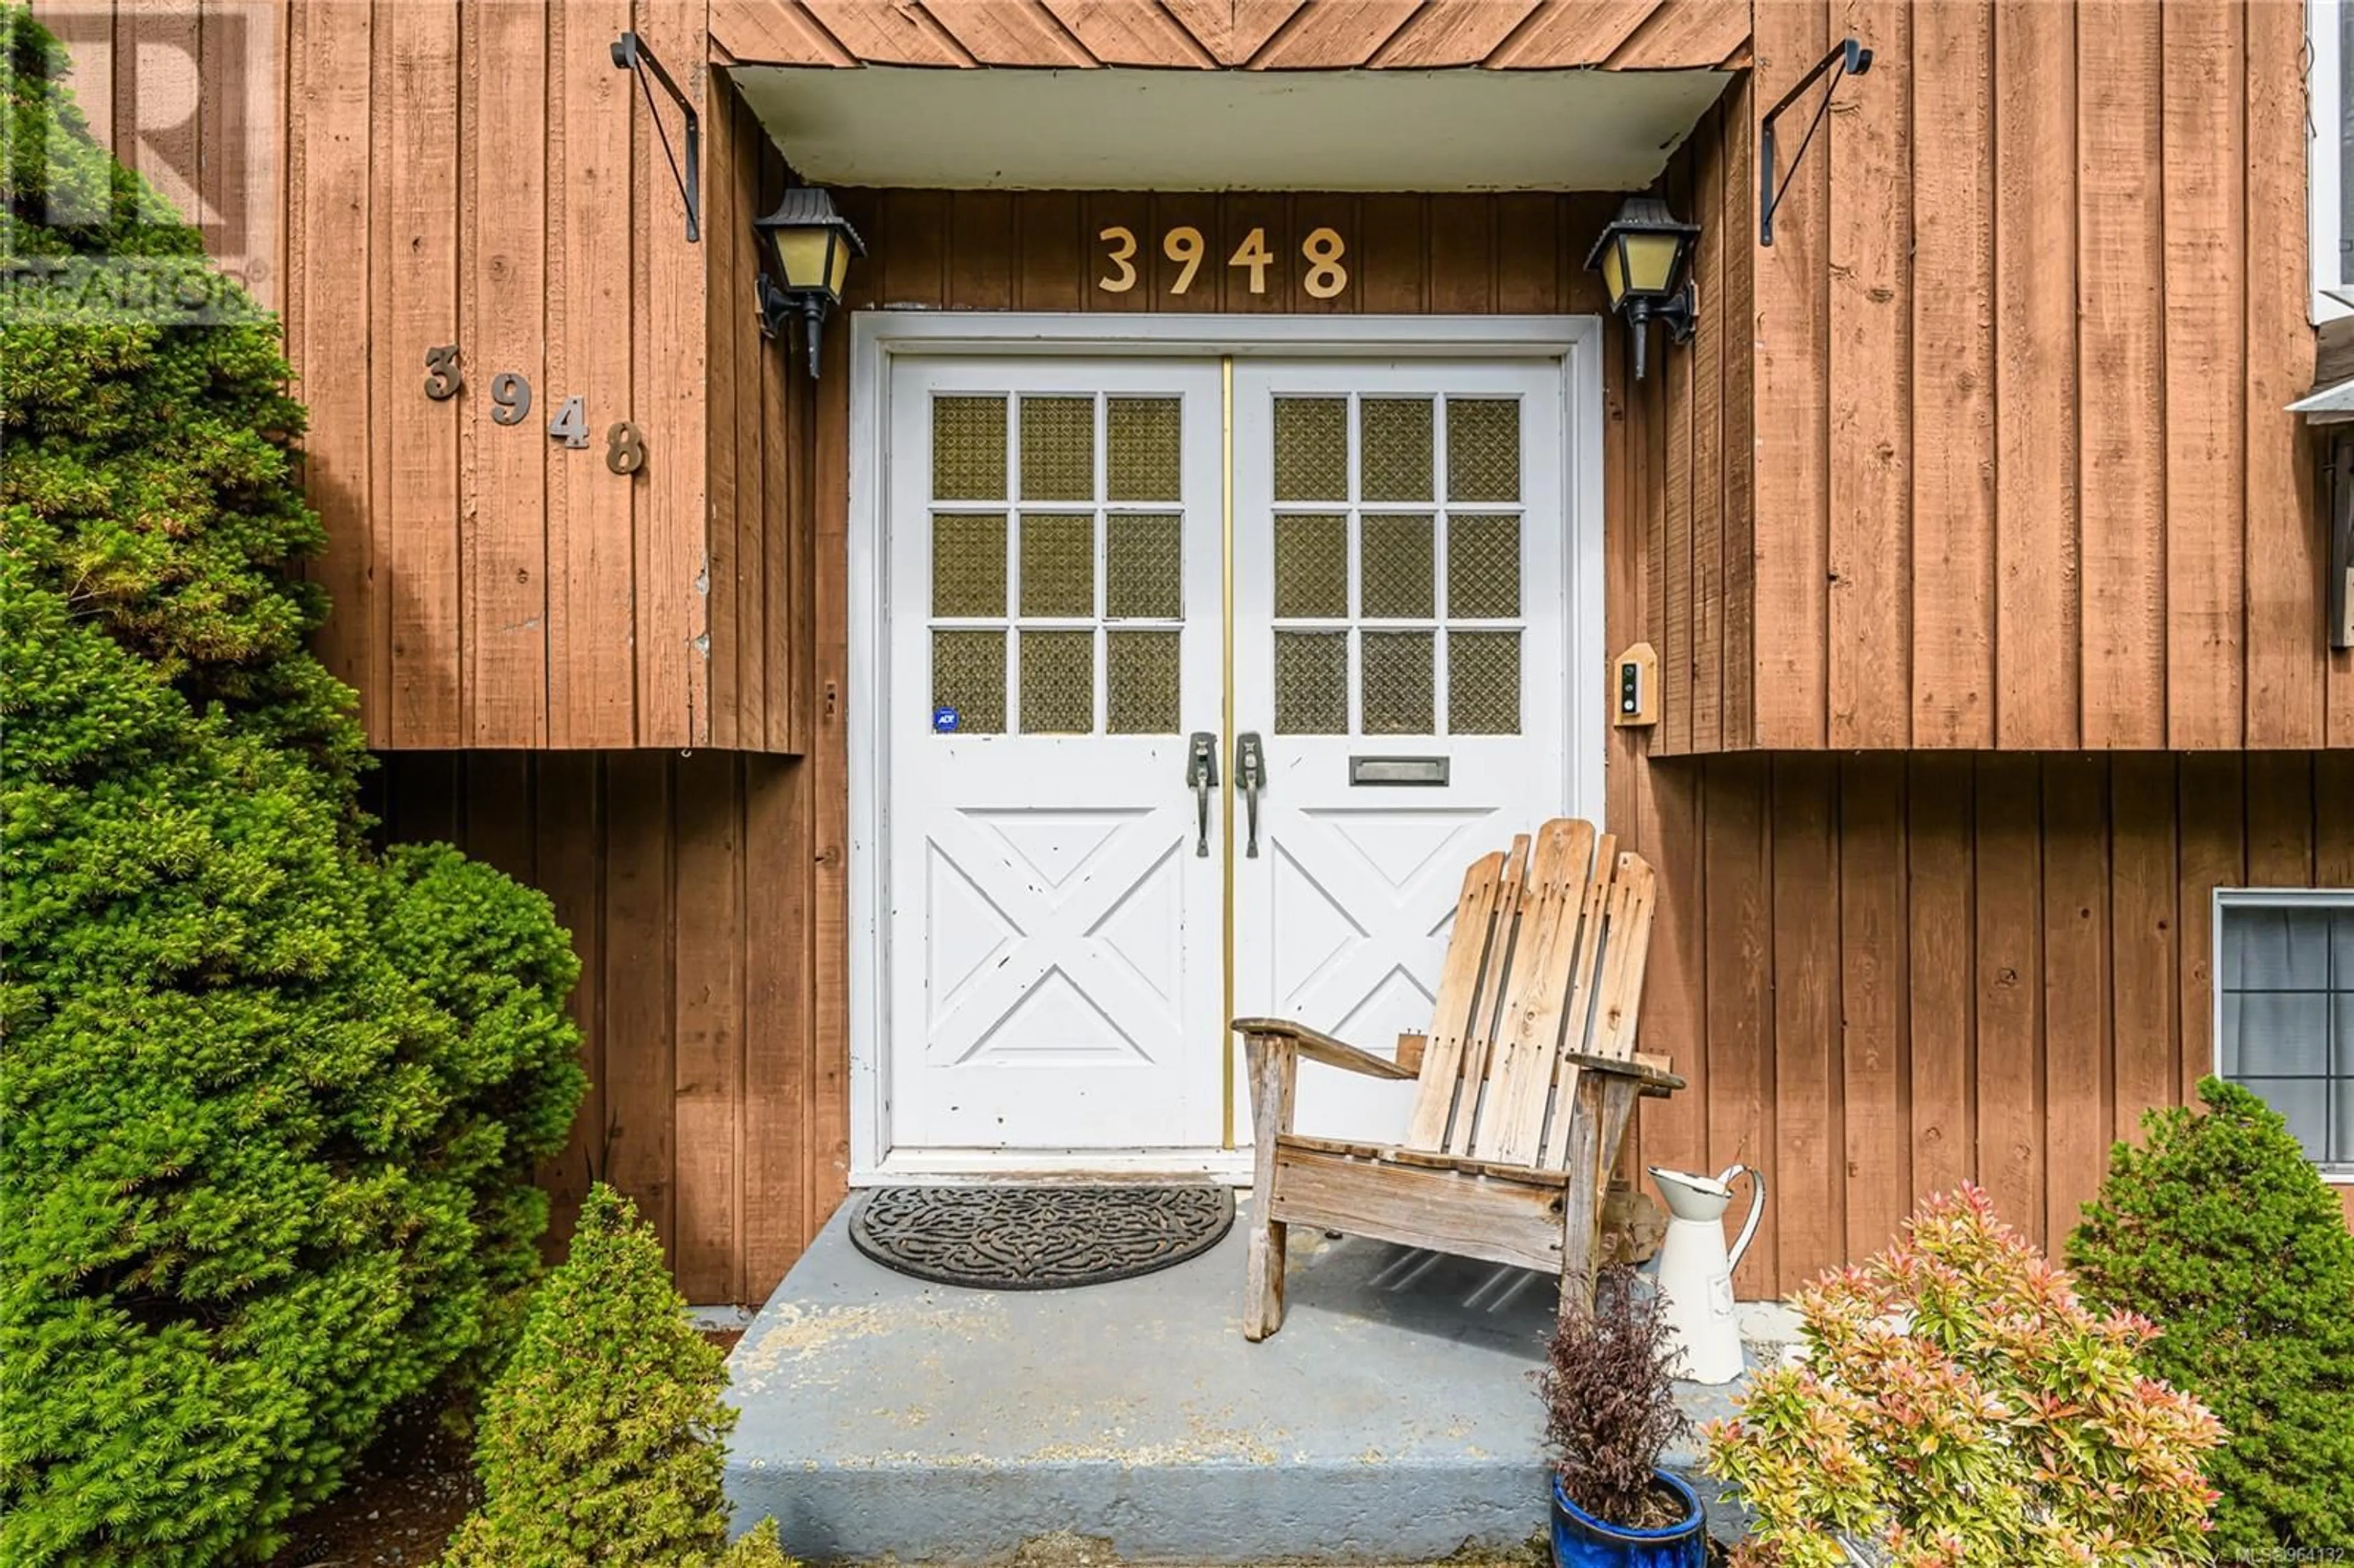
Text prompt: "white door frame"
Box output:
[[845, 312, 1606, 1183]]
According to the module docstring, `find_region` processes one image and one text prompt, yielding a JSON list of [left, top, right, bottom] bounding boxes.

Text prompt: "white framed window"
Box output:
[[2313, 0, 2354, 322], [2214, 889, 2354, 1178]]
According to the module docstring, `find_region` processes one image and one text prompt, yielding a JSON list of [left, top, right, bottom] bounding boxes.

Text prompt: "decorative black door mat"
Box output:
[[847, 1184, 1235, 1290]]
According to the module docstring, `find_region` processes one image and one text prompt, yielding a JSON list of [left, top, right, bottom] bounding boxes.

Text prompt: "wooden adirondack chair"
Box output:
[[1231, 818, 1684, 1341]]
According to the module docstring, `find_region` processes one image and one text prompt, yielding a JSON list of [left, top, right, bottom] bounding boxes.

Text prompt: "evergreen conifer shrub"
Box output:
[[441, 1186, 796, 1568], [2066, 1077, 2354, 1553], [1, 11, 585, 1561]]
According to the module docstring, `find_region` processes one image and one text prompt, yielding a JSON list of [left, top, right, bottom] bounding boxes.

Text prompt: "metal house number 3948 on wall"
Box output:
[[1097, 226, 1349, 299], [421, 346, 648, 477]]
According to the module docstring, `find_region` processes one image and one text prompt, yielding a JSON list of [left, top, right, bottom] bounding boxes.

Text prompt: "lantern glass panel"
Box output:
[[774, 227, 838, 295], [1599, 241, 1628, 306], [1622, 231, 1683, 296]]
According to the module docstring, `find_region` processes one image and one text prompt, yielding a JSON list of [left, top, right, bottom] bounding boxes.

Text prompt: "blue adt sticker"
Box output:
[[932, 706, 961, 733]]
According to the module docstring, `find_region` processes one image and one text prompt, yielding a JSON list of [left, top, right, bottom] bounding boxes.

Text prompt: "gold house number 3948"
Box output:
[[1097, 226, 1348, 300]]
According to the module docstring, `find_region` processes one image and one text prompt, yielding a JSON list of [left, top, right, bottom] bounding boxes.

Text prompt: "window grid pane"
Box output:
[[1107, 630, 1181, 733], [1020, 395, 1096, 502], [1274, 514, 1349, 618], [1358, 397, 1433, 503], [2219, 902, 2354, 1165], [1360, 630, 1434, 736], [1446, 398, 1520, 503], [1360, 514, 1435, 620], [1448, 631, 1520, 735], [934, 395, 1008, 500], [1274, 631, 1348, 734], [1273, 397, 1348, 502], [1019, 630, 1094, 734], [1447, 514, 1521, 619], [932, 631, 1005, 734], [931, 512, 1007, 618], [1107, 397, 1182, 502], [1107, 514, 1183, 620], [1019, 514, 1095, 618]]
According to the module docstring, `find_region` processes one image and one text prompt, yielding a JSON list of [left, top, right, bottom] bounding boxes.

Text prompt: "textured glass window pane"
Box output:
[[1020, 630, 1094, 733], [1107, 514, 1183, 620], [1021, 395, 1095, 502], [933, 396, 1007, 500], [1273, 397, 1347, 502], [2240, 1078, 2333, 1163], [1447, 514, 1522, 619], [1107, 397, 1182, 503], [2230, 993, 2331, 1078], [932, 631, 1005, 734], [931, 513, 1007, 618], [1361, 630, 1434, 735], [2223, 907, 2334, 989], [1107, 630, 1181, 733], [1449, 631, 1520, 735], [1019, 514, 1094, 617], [1359, 514, 1434, 619], [1358, 397, 1433, 502], [2217, 902, 2354, 1167], [1274, 632, 1347, 734], [1273, 514, 1348, 618], [1446, 398, 1520, 503]]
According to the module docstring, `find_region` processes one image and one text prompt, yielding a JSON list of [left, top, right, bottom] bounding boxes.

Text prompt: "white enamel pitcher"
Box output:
[[1646, 1163, 1765, 1385]]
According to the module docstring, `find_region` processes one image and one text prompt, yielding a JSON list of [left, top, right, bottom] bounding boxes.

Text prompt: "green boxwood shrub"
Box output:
[[442, 1186, 796, 1568], [2066, 1077, 2354, 1554], [1, 10, 585, 1562]]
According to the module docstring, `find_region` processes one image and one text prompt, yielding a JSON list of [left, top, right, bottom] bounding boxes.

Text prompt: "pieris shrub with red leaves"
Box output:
[[1703, 1184, 2220, 1568]]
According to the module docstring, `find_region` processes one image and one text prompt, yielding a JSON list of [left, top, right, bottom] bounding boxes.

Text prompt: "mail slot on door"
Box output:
[[1349, 755, 1450, 786]]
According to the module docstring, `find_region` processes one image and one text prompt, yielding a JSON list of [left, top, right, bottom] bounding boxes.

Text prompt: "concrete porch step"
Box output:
[[724, 1200, 1775, 1564]]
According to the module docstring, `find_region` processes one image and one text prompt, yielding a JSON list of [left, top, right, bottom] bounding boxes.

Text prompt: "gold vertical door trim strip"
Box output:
[[1220, 355, 1237, 1149]]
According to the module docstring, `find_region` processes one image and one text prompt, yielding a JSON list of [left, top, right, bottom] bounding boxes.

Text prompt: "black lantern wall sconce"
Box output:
[[1585, 196, 1701, 384], [753, 185, 866, 379]]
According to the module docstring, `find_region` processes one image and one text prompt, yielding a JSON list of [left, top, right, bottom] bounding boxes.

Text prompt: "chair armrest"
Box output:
[[1562, 1051, 1688, 1095], [1231, 1018, 1419, 1081]]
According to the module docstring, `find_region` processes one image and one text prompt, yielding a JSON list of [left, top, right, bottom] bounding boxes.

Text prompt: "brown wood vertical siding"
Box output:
[[1631, 752, 2354, 1295], [1663, 0, 2354, 753], [47, 1, 771, 751], [375, 750, 849, 1306], [287, 0, 724, 748], [705, 72, 815, 753]]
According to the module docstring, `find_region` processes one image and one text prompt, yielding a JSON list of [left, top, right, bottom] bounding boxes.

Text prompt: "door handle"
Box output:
[[1186, 732, 1219, 858], [1236, 732, 1266, 859]]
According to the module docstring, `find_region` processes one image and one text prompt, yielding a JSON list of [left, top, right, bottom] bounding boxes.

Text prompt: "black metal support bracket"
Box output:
[[1759, 36, 1872, 246], [612, 31, 700, 243]]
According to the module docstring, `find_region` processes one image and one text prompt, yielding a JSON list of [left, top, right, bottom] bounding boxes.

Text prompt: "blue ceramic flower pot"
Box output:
[[1549, 1471, 1708, 1568]]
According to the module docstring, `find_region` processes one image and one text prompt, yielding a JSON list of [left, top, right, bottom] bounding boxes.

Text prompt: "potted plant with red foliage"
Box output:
[[1538, 1266, 1708, 1568]]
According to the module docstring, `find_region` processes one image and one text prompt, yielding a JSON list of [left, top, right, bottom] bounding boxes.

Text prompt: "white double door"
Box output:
[[883, 354, 1571, 1160]]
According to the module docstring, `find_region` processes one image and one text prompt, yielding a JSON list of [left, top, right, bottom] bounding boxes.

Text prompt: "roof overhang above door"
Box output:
[[728, 66, 1734, 191]]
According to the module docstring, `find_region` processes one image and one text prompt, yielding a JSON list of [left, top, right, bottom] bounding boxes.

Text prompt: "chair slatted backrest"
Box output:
[[1401, 820, 1658, 1168]]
